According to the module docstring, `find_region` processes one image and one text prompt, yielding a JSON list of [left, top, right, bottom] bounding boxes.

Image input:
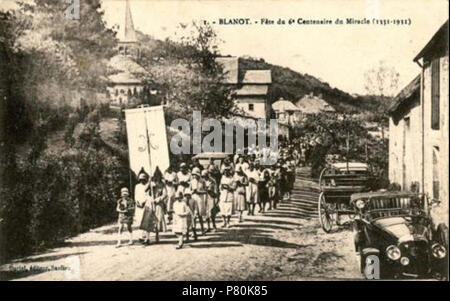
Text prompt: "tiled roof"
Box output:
[[388, 74, 420, 115], [108, 72, 142, 84], [295, 94, 335, 114], [216, 56, 239, 84], [242, 70, 272, 84], [108, 55, 146, 74], [414, 20, 448, 62], [235, 85, 268, 96], [272, 98, 301, 111]]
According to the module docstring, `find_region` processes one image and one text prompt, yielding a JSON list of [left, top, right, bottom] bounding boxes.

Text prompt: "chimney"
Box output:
[[309, 92, 313, 97]]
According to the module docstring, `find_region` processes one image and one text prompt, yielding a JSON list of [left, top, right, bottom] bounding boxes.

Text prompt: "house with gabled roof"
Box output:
[[388, 20, 448, 228], [295, 92, 335, 115], [234, 69, 272, 119]]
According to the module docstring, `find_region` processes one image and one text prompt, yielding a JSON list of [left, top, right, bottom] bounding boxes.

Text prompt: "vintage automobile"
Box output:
[[318, 162, 374, 233], [351, 191, 449, 279]]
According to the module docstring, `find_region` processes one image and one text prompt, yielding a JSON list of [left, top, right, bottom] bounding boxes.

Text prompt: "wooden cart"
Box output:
[[318, 162, 373, 233]]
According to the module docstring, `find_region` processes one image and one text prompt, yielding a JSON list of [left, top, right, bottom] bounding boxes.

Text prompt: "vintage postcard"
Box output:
[[0, 0, 448, 286]]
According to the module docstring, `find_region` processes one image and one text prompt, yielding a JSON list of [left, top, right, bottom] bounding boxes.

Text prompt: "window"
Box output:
[[248, 104, 254, 111], [431, 58, 440, 130]]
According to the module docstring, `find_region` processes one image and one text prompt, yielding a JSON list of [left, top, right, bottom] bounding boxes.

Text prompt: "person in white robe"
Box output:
[[172, 191, 190, 249], [134, 171, 151, 243], [245, 162, 260, 216], [219, 167, 236, 228]]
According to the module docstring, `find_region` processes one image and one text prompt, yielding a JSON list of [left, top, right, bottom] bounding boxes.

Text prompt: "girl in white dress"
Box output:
[[190, 167, 207, 234], [245, 162, 260, 216], [172, 191, 190, 249], [164, 166, 178, 224], [234, 167, 248, 223], [219, 168, 236, 228]]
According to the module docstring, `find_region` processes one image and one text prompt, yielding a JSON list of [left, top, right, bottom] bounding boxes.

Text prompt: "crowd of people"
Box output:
[[115, 145, 301, 249]]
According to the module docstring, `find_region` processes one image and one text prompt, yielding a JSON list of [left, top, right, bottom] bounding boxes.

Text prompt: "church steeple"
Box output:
[[123, 0, 137, 43], [118, 0, 138, 57]]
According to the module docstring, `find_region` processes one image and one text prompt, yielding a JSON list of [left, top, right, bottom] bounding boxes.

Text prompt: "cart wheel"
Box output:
[[318, 192, 333, 233]]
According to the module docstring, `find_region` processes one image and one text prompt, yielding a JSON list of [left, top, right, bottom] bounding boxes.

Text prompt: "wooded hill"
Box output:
[[136, 31, 383, 114], [238, 57, 382, 114]]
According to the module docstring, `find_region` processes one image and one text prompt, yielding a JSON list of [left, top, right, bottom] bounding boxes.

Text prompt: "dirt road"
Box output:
[[1, 174, 361, 281]]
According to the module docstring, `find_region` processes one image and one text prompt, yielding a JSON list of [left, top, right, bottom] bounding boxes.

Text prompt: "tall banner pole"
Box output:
[[143, 108, 155, 199]]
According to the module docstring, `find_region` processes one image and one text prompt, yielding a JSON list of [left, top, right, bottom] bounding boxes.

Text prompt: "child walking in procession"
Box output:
[[219, 167, 236, 228], [184, 189, 198, 241], [203, 170, 218, 232], [234, 167, 248, 223], [172, 191, 191, 249], [116, 187, 135, 248]]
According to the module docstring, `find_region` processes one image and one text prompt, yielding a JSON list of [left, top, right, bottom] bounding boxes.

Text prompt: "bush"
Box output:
[[0, 149, 128, 262]]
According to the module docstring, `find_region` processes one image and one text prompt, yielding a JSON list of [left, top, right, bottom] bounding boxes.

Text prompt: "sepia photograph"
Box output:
[[0, 0, 448, 285]]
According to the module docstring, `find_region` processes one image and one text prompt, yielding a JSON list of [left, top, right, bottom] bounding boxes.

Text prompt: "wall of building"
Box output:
[[235, 98, 266, 119], [388, 102, 422, 191], [275, 111, 301, 125], [423, 55, 449, 226]]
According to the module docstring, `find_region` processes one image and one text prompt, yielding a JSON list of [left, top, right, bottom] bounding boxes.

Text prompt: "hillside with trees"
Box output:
[[238, 57, 387, 114], [133, 29, 387, 115]]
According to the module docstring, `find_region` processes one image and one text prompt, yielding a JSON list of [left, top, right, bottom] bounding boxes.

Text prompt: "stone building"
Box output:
[[388, 20, 448, 226], [235, 70, 272, 119]]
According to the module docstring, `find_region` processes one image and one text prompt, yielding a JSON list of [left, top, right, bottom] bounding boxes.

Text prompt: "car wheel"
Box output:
[[360, 249, 380, 279], [436, 223, 449, 280]]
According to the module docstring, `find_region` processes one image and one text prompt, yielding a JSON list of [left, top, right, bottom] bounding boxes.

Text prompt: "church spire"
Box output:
[[123, 0, 137, 43]]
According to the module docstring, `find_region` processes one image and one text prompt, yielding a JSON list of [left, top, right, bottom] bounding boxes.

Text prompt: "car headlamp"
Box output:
[[355, 200, 365, 209], [400, 257, 410, 266], [386, 245, 401, 260], [431, 243, 447, 259]]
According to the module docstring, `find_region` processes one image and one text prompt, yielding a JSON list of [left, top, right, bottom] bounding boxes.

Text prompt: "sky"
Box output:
[[1, 0, 448, 95], [99, 0, 448, 96]]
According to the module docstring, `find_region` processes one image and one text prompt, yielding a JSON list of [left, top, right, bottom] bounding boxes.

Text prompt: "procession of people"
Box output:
[[116, 144, 299, 249]]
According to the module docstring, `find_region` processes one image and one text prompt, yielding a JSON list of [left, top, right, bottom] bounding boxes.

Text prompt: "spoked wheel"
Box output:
[[318, 192, 333, 233]]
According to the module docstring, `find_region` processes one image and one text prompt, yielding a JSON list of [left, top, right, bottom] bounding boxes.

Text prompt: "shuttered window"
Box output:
[[431, 58, 440, 130]]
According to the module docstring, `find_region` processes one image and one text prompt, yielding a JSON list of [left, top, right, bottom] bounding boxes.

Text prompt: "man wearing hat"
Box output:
[[116, 187, 135, 247], [134, 169, 151, 243]]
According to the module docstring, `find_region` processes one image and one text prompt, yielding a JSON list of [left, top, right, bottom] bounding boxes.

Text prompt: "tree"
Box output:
[[364, 60, 400, 97], [363, 60, 400, 132], [138, 22, 234, 120]]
